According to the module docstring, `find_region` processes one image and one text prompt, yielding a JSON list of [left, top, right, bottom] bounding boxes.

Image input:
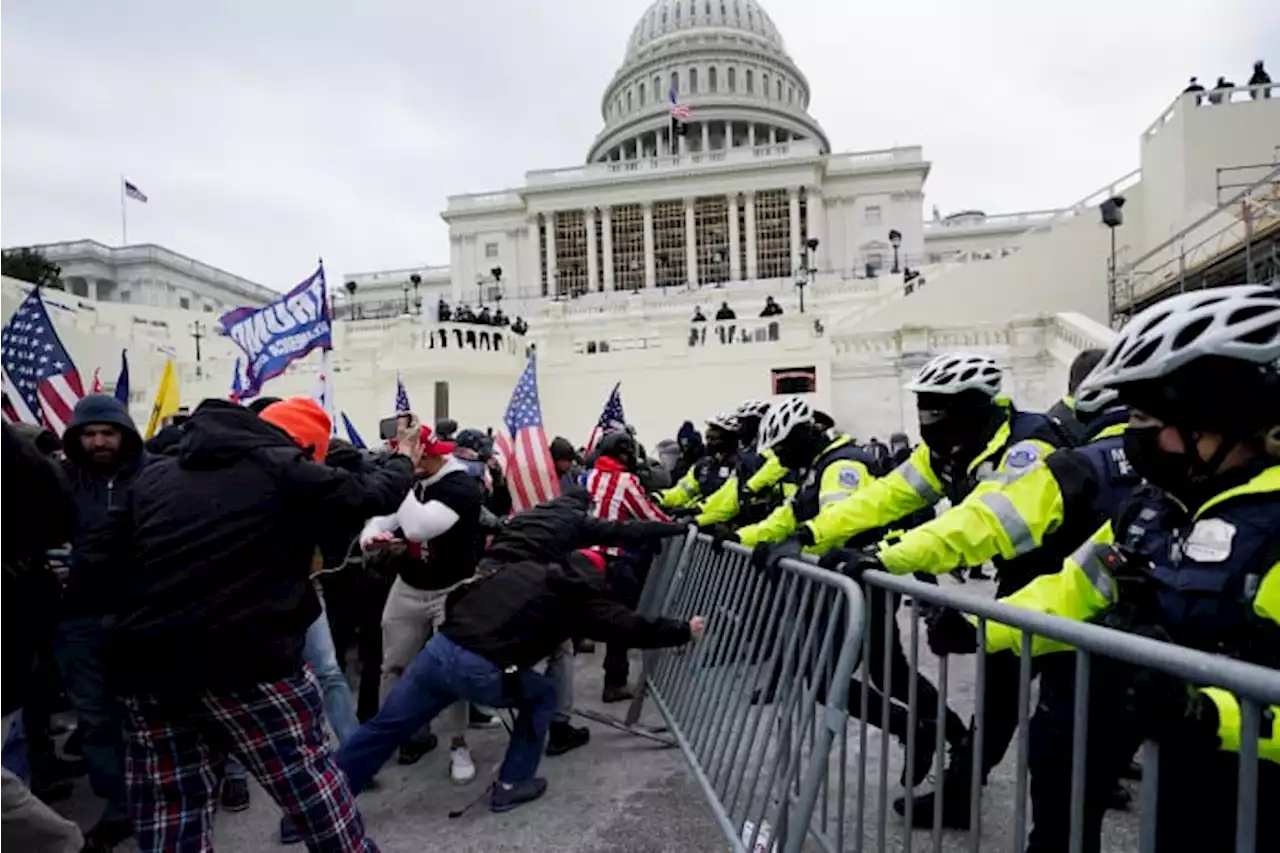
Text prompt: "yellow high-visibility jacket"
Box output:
[[694, 449, 790, 527]]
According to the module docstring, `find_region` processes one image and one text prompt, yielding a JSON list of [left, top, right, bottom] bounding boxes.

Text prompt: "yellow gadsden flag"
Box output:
[[145, 360, 181, 439]]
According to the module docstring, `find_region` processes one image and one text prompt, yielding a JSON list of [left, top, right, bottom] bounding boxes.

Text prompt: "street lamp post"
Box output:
[[1100, 196, 1126, 326], [794, 237, 819, 313], [344, 280, 358, 319], [478, 266, 503, 307], [401, 280, 411, 315], [189, 320, 205, 378], [888, 229, 903, 274], [410, 273, 422, 314]]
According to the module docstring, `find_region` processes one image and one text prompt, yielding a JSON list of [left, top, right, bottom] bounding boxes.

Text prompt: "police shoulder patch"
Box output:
[[838, 466, 861, 489], [1004, 443, 1041, 471]]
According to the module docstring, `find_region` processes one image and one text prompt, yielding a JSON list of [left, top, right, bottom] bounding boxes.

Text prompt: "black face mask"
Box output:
[[706, 435, 737, 456], [1122, 425, 1189, 495]]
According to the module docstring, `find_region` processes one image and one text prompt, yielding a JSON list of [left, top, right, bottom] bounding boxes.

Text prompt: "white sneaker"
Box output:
[[450, 746, 476, 785]]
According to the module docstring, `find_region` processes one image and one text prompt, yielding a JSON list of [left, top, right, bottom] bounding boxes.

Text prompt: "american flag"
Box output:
[[669, 85, 690, 120], [395, 374, 412, 413], [493, 355, 560, 512], [1, 289, 85, 434], [585, 382, 625, 453], [123, 179, 148, 203]]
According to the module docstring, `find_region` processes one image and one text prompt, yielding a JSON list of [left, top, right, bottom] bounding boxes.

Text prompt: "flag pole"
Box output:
[[119, 176, 128, 245], [318, 256, 336, 428]]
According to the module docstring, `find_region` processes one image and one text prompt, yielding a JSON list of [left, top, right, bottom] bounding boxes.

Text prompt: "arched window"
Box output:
[[689, 67, 698, 93], [709, 67, 717, 92], [776, 78, 782, 100], [762, 72, 769, 97], [787, 85, 793, 103], [746, 68, 754, 93], [639, 82, 646, 105], [627, 90, 633, 111], [654, 75, 661, 99], [671, 70, 679, 94], [728, 67, 736, 92]]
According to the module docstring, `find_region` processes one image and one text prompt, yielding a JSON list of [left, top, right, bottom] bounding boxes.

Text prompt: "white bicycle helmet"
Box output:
[[705, 411, 740, 432], [1078, 285, 1280, 395], [905, 353, 1003, 397], [735, 399, 771, 418], [758, 397, 813, 451], [1072, 383, 1119, 415]]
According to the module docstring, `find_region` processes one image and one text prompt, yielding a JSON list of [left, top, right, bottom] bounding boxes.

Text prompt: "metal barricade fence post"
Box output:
[[852, 568, 1280, 853]]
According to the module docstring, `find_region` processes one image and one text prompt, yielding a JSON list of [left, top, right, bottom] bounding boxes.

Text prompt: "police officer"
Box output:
[[1046, 348, 1107, 444], [660, 412, 741, 511], [838, 379, 1138, 826], [693, 399, 787, 529], [807, 352, 1075, 825], [932, 285, 1280, 851]]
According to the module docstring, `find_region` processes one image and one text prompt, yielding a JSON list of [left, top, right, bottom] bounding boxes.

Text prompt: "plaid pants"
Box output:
[[121, 667, 377, 853]]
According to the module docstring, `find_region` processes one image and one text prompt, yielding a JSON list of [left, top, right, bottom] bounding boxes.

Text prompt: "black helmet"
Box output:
[[435, 418, 459, 439], [596, 430, 638, 470]]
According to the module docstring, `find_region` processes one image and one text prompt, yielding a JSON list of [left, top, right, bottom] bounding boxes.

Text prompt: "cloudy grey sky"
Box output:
[[2, 0, 1275, 290]]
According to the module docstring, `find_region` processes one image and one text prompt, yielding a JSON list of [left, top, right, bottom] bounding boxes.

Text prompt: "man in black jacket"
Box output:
[[85, 397, 418, 853], [57, 393, 148, 849], [2, 424, 84, 853], [336, 488, 698, 813]]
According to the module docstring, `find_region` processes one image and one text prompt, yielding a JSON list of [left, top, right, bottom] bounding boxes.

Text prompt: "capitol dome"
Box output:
[[587, 0, 829, 163]]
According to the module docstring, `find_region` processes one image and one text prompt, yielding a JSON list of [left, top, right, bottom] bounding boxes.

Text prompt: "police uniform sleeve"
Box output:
[[805, 443, 943, 549], [878, 439, 1062, 575], [983, 522, 1119, 656], [1199, 560, 1280, 764], [660, 466, 701, 509], [693, 475, 741, 526], [736, 500, 797, 547], [745, 450, 787, 493], [803, 459, 875, 554]]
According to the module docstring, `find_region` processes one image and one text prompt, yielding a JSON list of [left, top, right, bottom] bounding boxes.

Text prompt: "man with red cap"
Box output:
[[358, 422, 486, 782], [82, 397, 418, 853]]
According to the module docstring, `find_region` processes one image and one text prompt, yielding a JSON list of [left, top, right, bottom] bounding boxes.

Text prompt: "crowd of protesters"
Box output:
[[436, 299, 528, 335], [2, 285, 1277, 852]]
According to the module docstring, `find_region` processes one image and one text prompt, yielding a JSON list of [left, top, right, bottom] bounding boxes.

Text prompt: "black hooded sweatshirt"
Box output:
[[87, 400, 415, 693], [62, 394, 148, 615]]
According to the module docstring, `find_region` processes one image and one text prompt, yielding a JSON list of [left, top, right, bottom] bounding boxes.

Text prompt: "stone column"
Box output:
[[684, 198, 698, 287], [642, 203, 656, 290], [701, 122, 710, 153], [585, 207, 599, 292], [744, 192, 758, 280], [522, 221, 540, 299], [748, 123, 756, 148], [788, 189, 801, 273], [727, 194, 742, 281], [545, 212, 558, 297], [769, 126, 777, 145], [724, 120, 733, 149], [601, 206, 615, 291]]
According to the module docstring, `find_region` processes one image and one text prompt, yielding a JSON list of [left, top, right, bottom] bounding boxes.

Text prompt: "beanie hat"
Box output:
[[259, 398, 331, 461]]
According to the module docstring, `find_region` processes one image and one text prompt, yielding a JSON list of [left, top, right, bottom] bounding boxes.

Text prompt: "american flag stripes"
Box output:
[[669, 85, 690, 120], [1, 288, 85, 434], [395, 374, 412, 414], [585, 382, 626, 453], [493, 355, 560, 512]]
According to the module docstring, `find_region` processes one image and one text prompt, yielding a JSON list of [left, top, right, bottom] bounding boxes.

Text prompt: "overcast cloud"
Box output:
[[2, 0, 1275, 290]]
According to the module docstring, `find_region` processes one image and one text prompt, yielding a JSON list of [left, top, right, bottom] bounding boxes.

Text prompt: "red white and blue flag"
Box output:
[[1, 288, 85, 434], [493, 354, 560, 512], [395, 374, 412, 414], [669, 85, 690, 120], [585, 381, 626, 453], [123, 179, 148, 203]]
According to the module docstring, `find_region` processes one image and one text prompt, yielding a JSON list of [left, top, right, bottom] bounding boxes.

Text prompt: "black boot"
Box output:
[[81, 816, 134, 852], [601, 685, 633, 703], [397, 732, 439, 765], [885, 703, 937, 789], [546, 721, 591, 756], [893, 735, 976, 830]]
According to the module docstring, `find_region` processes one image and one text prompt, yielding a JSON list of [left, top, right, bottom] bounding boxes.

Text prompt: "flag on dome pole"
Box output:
[[493, 354, 559, 512], [395, 374, 412, 414], [585, 382, 625, 454], [0, 288, 85, 433], [669, 85, 690, 120]]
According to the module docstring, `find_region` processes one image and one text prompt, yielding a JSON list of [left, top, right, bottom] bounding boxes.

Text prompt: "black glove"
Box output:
[[817, 546, 882, 583], [750, 537, 804, 578], [707, 524, 739, 552], [926, 608, 979, 655], [1127, 667, 1221, 749], [632, 521, 688, 539]]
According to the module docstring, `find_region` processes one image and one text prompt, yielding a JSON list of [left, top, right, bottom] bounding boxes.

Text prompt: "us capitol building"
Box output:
[[5, 0, 1278, 445]]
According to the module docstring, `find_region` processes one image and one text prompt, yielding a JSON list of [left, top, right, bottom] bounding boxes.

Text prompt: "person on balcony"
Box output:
[[714, 301, 736, 321], [691, 306, 707, 323], [511, 317, 528, 335], [493, 308, 510, 327], [760, 296, 783, 317], [1249, 60, 1271, 98], [1208, 75, 1235, 104], [437, 298, 451, 322], [1183, 76, 1206, 104]]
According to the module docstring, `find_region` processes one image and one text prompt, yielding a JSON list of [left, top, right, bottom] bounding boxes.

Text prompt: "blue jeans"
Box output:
[[226, 608, 358, 784], [55, 615, 128, 821], [337, 634, 556, 793]]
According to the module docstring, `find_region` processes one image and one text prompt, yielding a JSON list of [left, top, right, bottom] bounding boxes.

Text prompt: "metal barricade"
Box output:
[[592, 531, 867, 853], [848, 569, 1280, 853]]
